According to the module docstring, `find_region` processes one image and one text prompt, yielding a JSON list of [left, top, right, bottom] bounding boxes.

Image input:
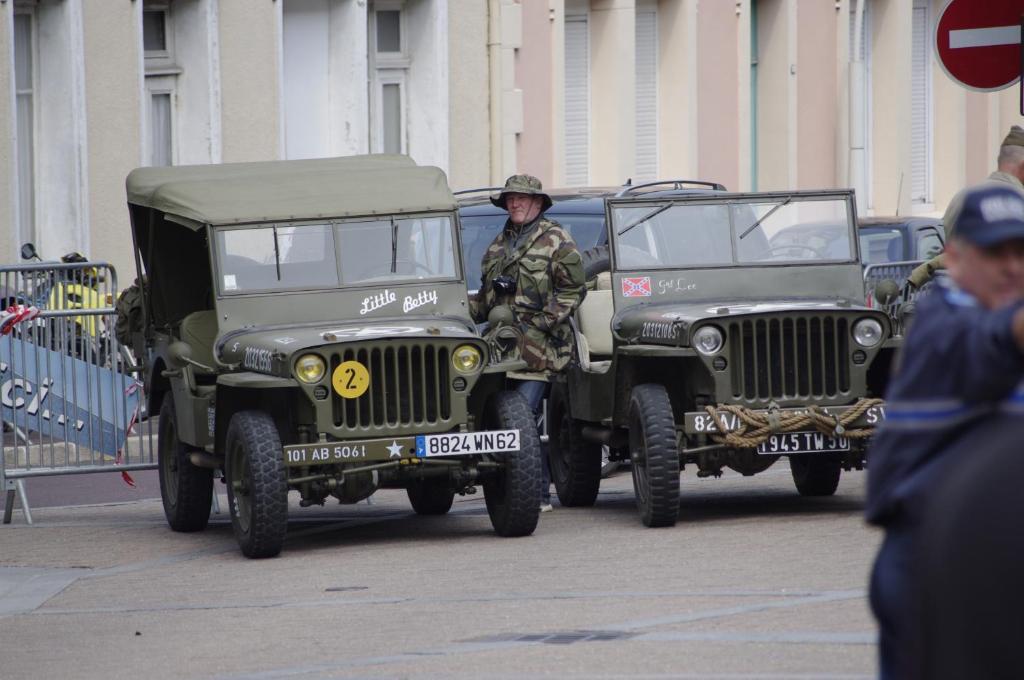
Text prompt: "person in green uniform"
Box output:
[[470, 174, 587, 512], [907, 125, 1024, 289]]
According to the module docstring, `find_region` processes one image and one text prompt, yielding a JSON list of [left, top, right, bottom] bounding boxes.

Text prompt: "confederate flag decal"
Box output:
[[621, 276, 652, 298]]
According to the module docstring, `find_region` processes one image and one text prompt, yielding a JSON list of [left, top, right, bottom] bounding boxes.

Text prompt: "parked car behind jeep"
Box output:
[[126, 155, 542, 558], [458, 181, 726, 292]]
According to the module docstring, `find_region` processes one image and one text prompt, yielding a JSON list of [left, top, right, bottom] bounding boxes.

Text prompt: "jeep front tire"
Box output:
[[225, 411, 289, 558], [628, 384, 680, 528], [482, 391, 542, 537]]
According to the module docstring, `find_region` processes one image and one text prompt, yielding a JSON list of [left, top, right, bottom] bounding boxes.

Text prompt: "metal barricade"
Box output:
[[863, 260, 928, 337], [0, 261, 156, 524], [863, 260, 923, 300]]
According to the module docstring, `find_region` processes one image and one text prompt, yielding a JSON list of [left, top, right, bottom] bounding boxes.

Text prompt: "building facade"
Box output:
[[1, 0, 1021, 277]]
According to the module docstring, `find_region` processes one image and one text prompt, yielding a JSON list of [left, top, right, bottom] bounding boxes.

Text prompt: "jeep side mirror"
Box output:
[[874, 279, 900, 307], [20, 243, 38, 261], [167, 341, 194, 369]]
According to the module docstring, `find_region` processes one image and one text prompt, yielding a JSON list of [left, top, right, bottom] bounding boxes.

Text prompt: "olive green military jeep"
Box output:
[[125, 155, 541, 557], [547, 189, 891, 527]]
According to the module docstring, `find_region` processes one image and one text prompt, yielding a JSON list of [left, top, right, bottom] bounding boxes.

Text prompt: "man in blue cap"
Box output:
[[865, 184, 1024, 680]]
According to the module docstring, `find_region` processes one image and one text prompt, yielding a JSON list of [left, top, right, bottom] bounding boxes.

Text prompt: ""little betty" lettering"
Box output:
[[360, 289, 397, 315], [403, 290, 438, 313]]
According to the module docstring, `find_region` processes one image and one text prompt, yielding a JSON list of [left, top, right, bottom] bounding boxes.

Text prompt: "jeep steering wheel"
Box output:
[[392, 259, 436, 277], [352, 259, 435, 280], [754, 244, 826, 260]]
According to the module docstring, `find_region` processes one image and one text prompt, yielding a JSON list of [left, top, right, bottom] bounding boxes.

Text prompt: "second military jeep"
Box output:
[[548, 188, 891, 527], [125, 155, 541, 557]]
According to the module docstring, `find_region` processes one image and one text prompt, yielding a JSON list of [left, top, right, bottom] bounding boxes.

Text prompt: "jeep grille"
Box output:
[[330, 343, 452, 430], [727, 316, 850, 402]]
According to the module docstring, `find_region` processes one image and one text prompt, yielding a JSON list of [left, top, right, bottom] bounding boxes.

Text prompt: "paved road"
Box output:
[[1, 462, 880, 679]]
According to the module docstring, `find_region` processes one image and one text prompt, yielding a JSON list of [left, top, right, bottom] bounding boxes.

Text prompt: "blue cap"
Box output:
[[955, 185, 1024, 248]]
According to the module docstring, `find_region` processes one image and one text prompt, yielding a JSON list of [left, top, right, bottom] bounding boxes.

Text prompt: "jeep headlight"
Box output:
[[853, 318, 883, 348], [693, 326, 724, 356], [452, 345, 482, 373], [294, 354, 326, 383]]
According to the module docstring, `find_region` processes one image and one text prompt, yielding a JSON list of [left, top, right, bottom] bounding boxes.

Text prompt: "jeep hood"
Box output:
[[613, 298, 880, 346], [216, 317, 479, 369]]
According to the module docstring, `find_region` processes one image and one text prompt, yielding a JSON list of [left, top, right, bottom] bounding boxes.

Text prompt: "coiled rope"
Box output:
[[703, 398, 884, 449]]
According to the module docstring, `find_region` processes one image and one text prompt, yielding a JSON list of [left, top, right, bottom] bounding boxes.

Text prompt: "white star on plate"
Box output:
[[386, 441, 404, 458]]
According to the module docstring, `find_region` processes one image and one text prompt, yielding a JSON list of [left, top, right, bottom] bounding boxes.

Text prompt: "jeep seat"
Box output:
[[179, 310, 219, 374], [576, 271, 614, 368]]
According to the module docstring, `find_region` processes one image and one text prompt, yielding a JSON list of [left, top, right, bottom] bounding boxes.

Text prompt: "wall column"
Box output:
[[221, 0, 279, 161], [0, 5, 15, 263], [83, 0, 138, 277]]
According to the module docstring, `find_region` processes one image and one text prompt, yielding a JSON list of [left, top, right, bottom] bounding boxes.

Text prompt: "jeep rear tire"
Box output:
[[407, 479, 455, 515], [789, 454, 841, 496], [629, 384, 680, 528], [547, 385, 601, 506], [226, 411, 289, 558], [157, 397, 213, 532], [483, 391, 542, 537]]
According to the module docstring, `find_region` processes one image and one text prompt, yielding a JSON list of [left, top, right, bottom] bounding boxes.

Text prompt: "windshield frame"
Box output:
[[211, 211, 462, 297], [606, 190, 859, 273]]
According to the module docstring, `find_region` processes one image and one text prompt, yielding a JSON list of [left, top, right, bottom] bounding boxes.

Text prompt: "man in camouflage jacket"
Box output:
[[470, 174, 586, 512], [907, 125, 1024, 289], [470, 174, 586, 375]]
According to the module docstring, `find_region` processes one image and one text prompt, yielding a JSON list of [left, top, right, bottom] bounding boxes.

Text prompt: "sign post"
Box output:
[[934, 0, 1023, 93]]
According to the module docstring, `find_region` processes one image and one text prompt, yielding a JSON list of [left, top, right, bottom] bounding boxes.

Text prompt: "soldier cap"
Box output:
[[1002, 125, 1024, 148], [491, 174, 553, 212], [955, 185, 1024, 248]]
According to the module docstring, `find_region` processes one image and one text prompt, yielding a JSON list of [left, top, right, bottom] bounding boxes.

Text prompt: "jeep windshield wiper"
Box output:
[[390, 219, 398, 274], [617, 203, 672, 237], [272, 226, 282, 280], [739, 196, 793, 240]]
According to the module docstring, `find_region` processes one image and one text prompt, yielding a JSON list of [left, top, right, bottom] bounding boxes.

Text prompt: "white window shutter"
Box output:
[[910, 2, 930, 204], [564, 15, 589, 186], [635, 9, 658, 181]]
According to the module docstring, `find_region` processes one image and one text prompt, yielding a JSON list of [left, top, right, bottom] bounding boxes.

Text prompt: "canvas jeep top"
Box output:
[[546, 189, 891, 527], [125, 155, 541, 558]]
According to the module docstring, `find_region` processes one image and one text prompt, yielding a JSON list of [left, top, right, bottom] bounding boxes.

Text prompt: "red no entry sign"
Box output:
[[935, 0, 1023, 91]]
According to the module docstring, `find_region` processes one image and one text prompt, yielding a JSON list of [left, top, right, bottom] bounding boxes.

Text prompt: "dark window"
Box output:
[[916, 227, 943, 260], [143, 10, 167, 53], [376, 10, 401, 52]]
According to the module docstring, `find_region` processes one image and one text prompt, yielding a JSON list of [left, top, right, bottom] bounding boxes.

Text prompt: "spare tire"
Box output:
[[581, 245, 610, 281]]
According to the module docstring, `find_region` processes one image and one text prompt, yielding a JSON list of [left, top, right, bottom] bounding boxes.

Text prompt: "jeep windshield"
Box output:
[[611, 196, 854, 270], [214, 215, 458, 294]]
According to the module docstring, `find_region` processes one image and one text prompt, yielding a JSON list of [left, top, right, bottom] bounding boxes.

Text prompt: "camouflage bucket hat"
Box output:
[[491, 174, 553, 212]]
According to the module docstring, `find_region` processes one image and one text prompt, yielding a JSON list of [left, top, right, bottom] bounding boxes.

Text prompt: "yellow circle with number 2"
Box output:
[[332, 360, 370, 398]]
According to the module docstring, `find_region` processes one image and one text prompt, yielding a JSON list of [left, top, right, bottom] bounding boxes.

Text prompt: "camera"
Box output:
[[492, 275, 517, 296]]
